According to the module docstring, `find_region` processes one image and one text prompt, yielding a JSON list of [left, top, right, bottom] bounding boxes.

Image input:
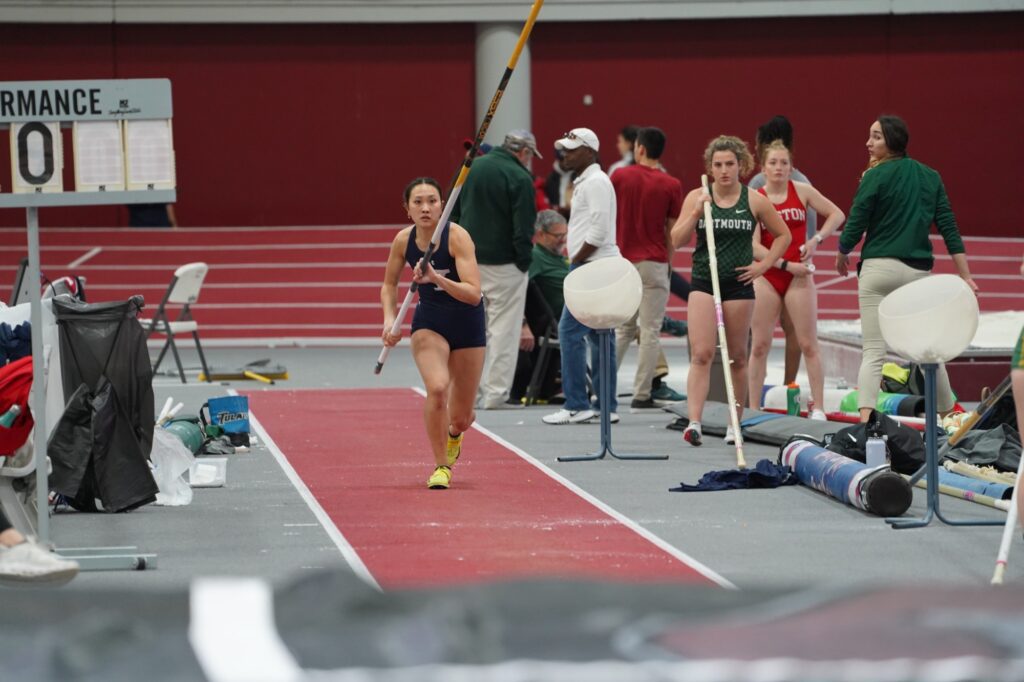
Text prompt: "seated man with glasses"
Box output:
[[510, 209, 570, 403]]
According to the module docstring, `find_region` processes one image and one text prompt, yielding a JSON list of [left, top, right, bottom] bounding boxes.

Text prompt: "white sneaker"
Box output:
[[809, 409, 827, 421], [570, 409, 599, 424], [543, 408, 598, 425], [0, 541, 79, 586], [724, 425, 737, 445], [607, 412, 620, 424]]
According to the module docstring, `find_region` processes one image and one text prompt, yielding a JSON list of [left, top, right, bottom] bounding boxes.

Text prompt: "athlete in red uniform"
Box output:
[[758, 181, 807, 298], [747, 141, 845, 418]]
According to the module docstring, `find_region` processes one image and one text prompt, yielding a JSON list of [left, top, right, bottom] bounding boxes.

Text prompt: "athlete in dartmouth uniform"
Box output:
[[381, 178, 486, 489], [747, 140, 845, 418], [670, 136, 791, 447]]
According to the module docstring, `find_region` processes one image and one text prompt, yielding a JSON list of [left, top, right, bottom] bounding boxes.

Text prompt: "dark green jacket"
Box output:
[[839, 157, 965, 265], [528, 243, 569, 315], [451, 147, 536, 272]]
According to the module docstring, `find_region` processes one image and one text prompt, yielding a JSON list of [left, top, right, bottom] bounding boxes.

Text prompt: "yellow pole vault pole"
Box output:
[[375, 0, 546, 374]]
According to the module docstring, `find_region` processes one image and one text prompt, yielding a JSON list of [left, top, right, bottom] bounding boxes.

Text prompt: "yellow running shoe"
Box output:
[[427, 465, 452, 489], [446, 431, 463, 467]]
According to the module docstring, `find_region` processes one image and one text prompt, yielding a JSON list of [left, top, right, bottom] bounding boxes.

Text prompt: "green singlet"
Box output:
[[692, 185, 755, 282]]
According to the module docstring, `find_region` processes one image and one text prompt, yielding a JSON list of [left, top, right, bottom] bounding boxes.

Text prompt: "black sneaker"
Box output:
[[630, 397, 658, 410], [660, 316, 689, 337]]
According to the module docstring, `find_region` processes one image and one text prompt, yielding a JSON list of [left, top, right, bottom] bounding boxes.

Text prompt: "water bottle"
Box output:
[[865, 433, 888, 468], [786, 382, 801, 415], [0, 404, 20, 429]]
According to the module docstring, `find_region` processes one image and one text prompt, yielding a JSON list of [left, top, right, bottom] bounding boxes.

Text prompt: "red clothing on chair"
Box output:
[[0, 356, 34, 455]]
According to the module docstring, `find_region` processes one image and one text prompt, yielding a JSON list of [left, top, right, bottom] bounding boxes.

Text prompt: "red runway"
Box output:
[[0, 225, 1020, 341], [245, 387, 723, 589]]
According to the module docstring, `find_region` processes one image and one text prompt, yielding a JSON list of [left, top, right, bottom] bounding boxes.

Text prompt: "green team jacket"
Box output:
[[451, 147, 537, 272], [839, 156, 965, 265]]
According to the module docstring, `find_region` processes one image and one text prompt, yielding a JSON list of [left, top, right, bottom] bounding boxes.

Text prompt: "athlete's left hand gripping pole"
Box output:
[[702, 175, 747, 469], [375, 0, 546, 374]]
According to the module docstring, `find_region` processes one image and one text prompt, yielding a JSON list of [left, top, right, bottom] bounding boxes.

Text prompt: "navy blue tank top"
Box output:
[[404, 223, 474, 309]]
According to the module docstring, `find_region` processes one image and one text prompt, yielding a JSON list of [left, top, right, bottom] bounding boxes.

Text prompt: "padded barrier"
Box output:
[[665, 401, 838, 446]]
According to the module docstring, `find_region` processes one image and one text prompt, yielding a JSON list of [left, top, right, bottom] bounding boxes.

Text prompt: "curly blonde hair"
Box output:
[[703, 135, 754, 178]]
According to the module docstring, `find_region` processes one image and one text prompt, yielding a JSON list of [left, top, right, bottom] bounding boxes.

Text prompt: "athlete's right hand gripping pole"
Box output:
[[702, 174, 747, 469]]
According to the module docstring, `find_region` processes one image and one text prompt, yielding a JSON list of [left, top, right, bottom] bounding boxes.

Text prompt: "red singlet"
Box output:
[[758, 181, 807, 297]]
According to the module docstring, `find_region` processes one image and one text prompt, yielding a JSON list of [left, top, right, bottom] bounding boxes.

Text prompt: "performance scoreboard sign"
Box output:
[[0, 79, 176, 207]]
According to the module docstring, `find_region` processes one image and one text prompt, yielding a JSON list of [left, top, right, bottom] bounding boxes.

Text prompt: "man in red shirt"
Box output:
[[613, 127, 684, 409]]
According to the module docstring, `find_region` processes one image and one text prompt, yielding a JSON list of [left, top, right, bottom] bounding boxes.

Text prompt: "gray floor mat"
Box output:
[[665, 401, 842, 447]]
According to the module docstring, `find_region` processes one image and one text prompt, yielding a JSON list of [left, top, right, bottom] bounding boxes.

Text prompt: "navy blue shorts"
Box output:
[[411, 300, 486, 351], [691, 276, 755, 301]]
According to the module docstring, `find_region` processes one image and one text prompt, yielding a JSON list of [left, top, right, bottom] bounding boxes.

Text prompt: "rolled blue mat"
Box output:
[[781, 441, 864, 508], [923, 469, 1013, 500], [780, 440, 913, 516]]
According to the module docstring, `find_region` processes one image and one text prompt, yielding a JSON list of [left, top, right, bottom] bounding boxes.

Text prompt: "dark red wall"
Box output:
[[530, 13, 1023, 239], [1, 13, 1020, 235]]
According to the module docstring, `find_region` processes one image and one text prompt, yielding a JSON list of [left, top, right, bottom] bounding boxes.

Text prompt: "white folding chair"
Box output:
[[140, 262, 211, 383]]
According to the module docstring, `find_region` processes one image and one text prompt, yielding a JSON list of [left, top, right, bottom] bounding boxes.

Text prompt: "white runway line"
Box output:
[[409, 387, 736, 590], [242, 398, 382, 592], [66, 246, 102, 267]]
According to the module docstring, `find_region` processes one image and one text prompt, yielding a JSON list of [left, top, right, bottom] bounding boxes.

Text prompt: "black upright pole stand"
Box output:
[[886, 363, 1004, 529], [558, 329, 668, 463]]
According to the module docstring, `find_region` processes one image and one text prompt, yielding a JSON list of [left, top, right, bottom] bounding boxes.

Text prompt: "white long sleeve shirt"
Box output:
[[567, 163, 620, 263]]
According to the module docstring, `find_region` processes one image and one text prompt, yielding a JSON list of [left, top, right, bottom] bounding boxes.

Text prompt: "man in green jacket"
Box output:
[[452, 129, 540, 409]]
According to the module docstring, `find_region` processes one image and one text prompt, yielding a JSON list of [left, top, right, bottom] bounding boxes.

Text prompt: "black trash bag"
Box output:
[[825, 410, 927, 475], [47, 383, 93, 499], [945, 424, 1021, 474], [49, 379, 157, 512], [50, 296, 157, 512]]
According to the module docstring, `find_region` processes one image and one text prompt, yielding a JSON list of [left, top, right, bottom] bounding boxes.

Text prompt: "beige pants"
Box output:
[[615, 260, 670, 401], [857, 258, 955, 411], [476, 263, 528, 409]]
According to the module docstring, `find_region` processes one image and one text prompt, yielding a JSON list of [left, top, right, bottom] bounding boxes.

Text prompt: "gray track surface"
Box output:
[[37, 344, 1022, 592]]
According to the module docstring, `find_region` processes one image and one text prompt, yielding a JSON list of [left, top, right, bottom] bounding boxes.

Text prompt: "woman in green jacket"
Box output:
[[836, 115, 977, 422]]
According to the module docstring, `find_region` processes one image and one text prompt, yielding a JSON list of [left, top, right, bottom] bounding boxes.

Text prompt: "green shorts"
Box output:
[[1014, 326, 1024, 370]]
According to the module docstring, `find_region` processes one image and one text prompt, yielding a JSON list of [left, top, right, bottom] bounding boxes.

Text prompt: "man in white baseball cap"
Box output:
[[543, 127, 622, 426], [554, 127, 600, 153]]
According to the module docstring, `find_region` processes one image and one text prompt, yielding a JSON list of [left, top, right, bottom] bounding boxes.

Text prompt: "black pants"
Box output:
[[511, 347, 561, 401], [670, 270, 691, 301]]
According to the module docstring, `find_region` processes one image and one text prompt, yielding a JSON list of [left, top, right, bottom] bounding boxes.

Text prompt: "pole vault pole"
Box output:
[[701, 175, 747, 469], [991, 450, 1024, 584], [375, 0, 545, 374]]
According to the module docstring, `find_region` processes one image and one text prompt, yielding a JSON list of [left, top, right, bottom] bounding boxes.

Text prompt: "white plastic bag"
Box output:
[[151, 427, 195, 506]]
